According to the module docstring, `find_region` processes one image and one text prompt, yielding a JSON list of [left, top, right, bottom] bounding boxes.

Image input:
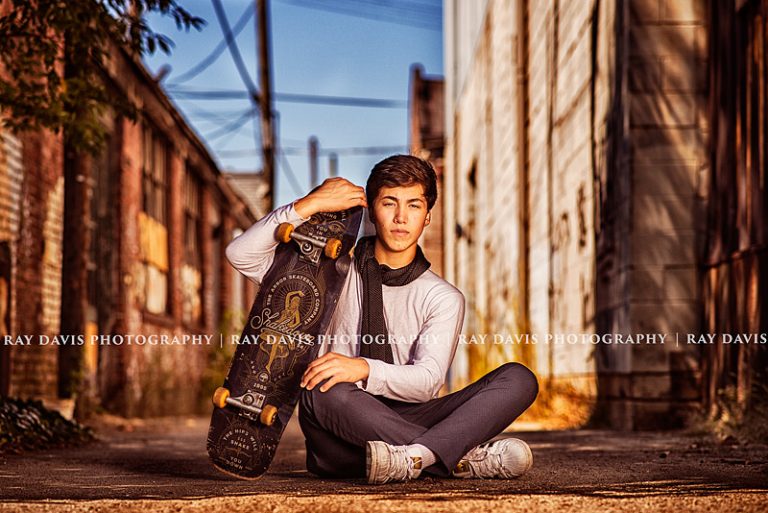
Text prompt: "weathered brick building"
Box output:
[[0, 119, 65, 403], [444, 0, 766, 430], [0, 41, 263, 417]]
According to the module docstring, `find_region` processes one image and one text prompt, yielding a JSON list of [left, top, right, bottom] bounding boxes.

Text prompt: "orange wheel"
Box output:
[[260, 405, 278, 426], [276, 223, 294, 243], [324, 238, 342, 259], [212, 387, 230, 409]]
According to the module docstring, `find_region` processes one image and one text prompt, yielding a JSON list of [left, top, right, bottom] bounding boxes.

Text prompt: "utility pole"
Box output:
[[328, 152, 338, 177], [256, 0, 275, 210], [309, 136, 319, 188]]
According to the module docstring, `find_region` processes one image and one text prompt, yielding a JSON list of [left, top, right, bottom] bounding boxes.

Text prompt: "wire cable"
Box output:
[[167, 88, 407, 108], [277, 147, 305, 197], [210, 0, 261, 106], [275, 0, 441, 31], [217, 144, 407, 157], [181, 104, 256, 126], [168, 4, 255, 85], [203, 108, 257, 142], [209, 0, 263, 164]]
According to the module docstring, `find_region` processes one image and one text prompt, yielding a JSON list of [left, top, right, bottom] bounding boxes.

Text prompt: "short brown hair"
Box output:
[[366, 155, 438, 210]]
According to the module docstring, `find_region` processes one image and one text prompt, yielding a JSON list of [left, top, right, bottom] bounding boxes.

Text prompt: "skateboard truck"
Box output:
[[212, 387, 279, 426], [277, 223, 342, 264]]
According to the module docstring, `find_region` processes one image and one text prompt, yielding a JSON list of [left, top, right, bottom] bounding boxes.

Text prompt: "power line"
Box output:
[[275, 0, 441, 31], [210, 0, 261, 106], [181, 104, 255, 126], [336, 0, 441, 18], [209, 0, 263, 166], [168, 4, 255, 85], [277, 147, 305, 197], [217, 144, 407, 157], [167, 89, 251, 99], [277, 92, 407, 108], [203, 108, 257, 141], [167, 88, 407, 108], [282, 0, 440, 30]]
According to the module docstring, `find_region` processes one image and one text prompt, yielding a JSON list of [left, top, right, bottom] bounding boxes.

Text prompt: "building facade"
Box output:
[[0, 41, 262, 417], [409, 64, 446, 278], [443, 0, 765, 430]]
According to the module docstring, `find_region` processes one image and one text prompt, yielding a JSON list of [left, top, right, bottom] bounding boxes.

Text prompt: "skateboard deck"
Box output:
[[207, 207, 363, 479]]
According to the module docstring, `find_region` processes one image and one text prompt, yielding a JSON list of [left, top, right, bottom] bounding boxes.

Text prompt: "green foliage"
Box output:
[[0, 396, 94, 454], [0, 0, 204, 153]]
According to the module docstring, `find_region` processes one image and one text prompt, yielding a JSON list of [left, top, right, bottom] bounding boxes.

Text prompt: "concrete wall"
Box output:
[[622, 0, 708, 428], [444, 0, 607, 427]]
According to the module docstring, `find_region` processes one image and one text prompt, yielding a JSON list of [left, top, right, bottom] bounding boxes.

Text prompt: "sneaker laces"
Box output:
[[391, 445, 421, 481], [475, 448, 503, 477], [459, 440, 530, 478], [405, 453, 422, 479], [460, 444, 502, 477]]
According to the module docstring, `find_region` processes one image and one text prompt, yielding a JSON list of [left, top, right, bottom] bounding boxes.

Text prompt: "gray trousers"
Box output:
[[298, 362, 539, 478]]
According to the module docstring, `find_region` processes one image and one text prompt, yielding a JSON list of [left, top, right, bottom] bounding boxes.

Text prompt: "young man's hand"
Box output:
[[294, 177, 368, 218], [300, 352, 370, 392]]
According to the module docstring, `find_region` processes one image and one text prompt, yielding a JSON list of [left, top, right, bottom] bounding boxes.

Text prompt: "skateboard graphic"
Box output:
[[207, 207, 363, 479]]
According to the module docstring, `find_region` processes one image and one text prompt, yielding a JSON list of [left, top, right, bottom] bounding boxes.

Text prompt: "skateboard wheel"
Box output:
[[324, 238, 342, 259], [276, 223, 294, 243], [260, 405, 278, 426], [212, 387, 230, 409]]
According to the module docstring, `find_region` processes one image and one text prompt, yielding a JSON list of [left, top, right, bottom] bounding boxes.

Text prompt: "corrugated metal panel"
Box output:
[[0, 129, 22, 396]]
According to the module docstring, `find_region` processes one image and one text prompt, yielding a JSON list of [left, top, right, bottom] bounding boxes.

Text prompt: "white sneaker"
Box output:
[[452, 438, 533, 479], [366, 441, 423, 484]]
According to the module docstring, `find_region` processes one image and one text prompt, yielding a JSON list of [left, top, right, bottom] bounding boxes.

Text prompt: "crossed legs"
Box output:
[[298, 362, 539, 478]]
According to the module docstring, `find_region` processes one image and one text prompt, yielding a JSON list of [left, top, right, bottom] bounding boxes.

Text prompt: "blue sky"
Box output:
[[142, 0, 443, 206]]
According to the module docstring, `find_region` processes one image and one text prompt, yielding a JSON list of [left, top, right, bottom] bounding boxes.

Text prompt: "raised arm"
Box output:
[[225, 177, 367, 284], [224, 203, 308, 285]]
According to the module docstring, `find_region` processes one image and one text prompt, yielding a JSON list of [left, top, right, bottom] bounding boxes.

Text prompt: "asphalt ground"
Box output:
[[1, 413, 766, 512]]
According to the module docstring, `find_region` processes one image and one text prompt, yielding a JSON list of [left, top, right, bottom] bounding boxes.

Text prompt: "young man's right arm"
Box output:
[[224, 203, 309, 284], [225, 178, 367, 284]]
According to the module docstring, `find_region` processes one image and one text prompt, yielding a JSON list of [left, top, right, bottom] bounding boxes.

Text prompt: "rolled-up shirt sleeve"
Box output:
[[225, 202, 310, 284], [361, 287, 465, 403]]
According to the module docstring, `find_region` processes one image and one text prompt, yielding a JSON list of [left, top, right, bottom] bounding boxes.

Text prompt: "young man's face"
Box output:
[[370, 183, 431, 255]]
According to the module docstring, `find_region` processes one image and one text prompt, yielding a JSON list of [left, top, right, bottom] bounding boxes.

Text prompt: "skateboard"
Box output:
[[206, 207, 363, 479]]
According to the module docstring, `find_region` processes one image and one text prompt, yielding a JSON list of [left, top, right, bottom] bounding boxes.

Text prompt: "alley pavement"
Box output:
[[1, 413, 766, 512]]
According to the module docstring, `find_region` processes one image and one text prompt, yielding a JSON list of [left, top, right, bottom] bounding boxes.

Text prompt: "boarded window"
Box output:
[[140, 124, 169, 315], [182, 165, 203, 326]]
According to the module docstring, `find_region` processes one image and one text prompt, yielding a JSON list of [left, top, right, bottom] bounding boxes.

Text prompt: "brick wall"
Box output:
[[9, 128, 64, 401], [2, 42, 256, 416]]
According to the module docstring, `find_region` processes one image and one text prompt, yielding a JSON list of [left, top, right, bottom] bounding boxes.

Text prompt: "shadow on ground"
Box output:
[[1, 414, 766, 503]]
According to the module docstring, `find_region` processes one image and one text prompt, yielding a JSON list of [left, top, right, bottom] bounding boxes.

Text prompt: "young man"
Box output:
[[225, 155, 539, 483]]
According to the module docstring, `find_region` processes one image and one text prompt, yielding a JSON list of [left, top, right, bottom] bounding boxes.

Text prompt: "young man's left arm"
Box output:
[[301, 287, 466, 403]]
